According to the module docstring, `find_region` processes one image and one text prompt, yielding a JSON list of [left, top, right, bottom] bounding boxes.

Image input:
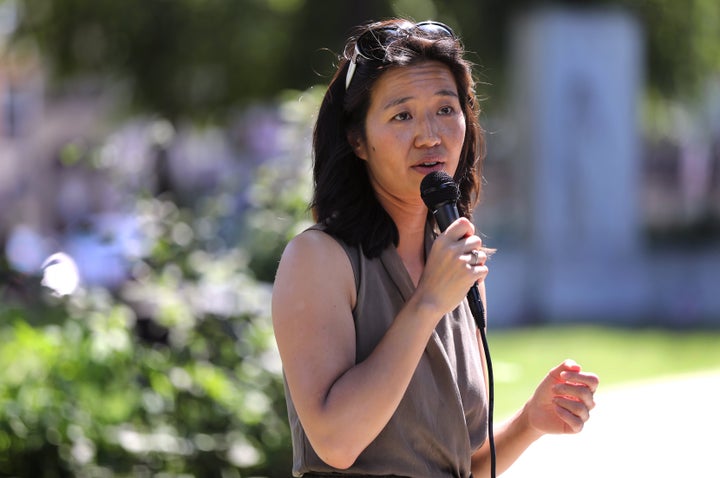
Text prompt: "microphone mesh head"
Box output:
[[420, 171, 460, 209]]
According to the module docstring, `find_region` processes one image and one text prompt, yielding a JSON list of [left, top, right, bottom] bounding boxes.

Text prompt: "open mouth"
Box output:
[[413, 161, 444, 172]]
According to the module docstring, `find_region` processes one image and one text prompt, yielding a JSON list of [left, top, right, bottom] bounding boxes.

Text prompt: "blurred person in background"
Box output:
[[272, 18, 599, 477]]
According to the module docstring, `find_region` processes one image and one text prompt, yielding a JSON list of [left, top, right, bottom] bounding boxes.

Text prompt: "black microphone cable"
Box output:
[[478, 310, 496, 478], [421, 171, 496, 478]]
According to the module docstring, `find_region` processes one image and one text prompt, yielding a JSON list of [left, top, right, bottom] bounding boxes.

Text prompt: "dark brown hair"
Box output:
[[311, 18, 485, 258]]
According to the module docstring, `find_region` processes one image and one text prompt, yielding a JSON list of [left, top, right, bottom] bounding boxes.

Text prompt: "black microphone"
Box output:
[[420, 171, 486, 328]]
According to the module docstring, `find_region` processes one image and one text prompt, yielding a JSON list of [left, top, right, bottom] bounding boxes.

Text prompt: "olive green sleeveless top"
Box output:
[[283, 224, 488, 477]]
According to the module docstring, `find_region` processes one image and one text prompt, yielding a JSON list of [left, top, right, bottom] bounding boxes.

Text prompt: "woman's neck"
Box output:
[[382, 198, 428, 285]]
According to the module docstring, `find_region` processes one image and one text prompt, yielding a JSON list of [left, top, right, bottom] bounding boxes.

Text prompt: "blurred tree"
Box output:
[[13, 0, 305, 121], [9, 0, 392, 121], [8, 0, 719, 122], [435, 0, 720, 101], [623, 0, 720, 98]]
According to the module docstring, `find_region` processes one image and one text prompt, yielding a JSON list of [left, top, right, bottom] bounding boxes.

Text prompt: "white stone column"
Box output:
[[509, 7, 647, 321]]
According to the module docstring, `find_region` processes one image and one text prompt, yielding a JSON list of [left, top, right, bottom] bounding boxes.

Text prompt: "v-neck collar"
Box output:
[[378, 221, 436, 303], [378, 221, 460, 384]]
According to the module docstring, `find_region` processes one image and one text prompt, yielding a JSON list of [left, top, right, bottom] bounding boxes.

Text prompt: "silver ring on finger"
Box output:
[[470, 249, 481, 266]]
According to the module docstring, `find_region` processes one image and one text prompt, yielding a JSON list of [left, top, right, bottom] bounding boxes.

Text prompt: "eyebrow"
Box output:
[[382, 89, 459, 110]]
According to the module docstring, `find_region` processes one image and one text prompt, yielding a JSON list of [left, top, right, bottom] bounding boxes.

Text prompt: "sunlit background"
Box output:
[[1, 0, 719, 476]]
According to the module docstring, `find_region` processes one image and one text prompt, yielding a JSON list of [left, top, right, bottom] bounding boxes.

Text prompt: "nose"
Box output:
[[414, 114, 441, 148]]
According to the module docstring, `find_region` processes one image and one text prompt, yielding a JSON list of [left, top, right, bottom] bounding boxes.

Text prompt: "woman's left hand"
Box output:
[[524, 359, 599, 436]]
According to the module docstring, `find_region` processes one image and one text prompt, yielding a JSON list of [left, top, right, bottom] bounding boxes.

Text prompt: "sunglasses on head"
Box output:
[[345, 20, 457, 90]]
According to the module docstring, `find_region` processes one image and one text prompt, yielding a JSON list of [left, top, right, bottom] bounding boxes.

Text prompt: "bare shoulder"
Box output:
[[272, 228, 357, 330], [279, 228, 348, 265], [274, 229, 355, 301]]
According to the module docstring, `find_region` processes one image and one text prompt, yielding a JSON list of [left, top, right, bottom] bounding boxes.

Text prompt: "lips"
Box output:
[[412, 160, 445, 174]]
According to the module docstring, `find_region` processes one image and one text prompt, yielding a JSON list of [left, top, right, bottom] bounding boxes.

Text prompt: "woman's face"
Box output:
[[352, 60, 466, 207]]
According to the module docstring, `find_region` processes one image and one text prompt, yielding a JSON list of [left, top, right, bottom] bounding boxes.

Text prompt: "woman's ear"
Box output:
[[347, 131, 368, 161]]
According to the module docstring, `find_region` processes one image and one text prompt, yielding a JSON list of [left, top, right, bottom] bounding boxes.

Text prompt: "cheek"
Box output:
[[455, 117, 468, 141], [444, 121, 466, 152], [367, 130, 405, 159], [455, 121, 465, 152]]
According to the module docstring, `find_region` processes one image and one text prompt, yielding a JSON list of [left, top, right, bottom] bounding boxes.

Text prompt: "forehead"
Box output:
[[369, 61, 460, 107]]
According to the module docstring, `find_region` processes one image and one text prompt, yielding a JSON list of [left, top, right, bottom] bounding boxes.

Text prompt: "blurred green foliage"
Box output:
[[0, 287, 286, 477], [0, 287, 291, 477], [0, 86, 318, 476]]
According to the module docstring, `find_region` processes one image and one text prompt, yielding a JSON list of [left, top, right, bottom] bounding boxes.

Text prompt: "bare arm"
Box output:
[[272, 219, 486, 469]]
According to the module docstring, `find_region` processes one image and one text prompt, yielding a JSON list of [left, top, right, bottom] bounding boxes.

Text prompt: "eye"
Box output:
[[438, 105, 455, 116], [392, 111, 412, 121]]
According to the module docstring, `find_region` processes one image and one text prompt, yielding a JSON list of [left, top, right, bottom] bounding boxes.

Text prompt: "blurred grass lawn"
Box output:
[[488, 325, 720, 419]]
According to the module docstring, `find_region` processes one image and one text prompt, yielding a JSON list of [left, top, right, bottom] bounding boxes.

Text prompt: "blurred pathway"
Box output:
[[502, 370, 720, 478]]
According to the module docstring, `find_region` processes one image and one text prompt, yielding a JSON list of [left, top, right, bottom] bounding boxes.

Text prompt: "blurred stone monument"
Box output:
[[508, 7, 648, 322]]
